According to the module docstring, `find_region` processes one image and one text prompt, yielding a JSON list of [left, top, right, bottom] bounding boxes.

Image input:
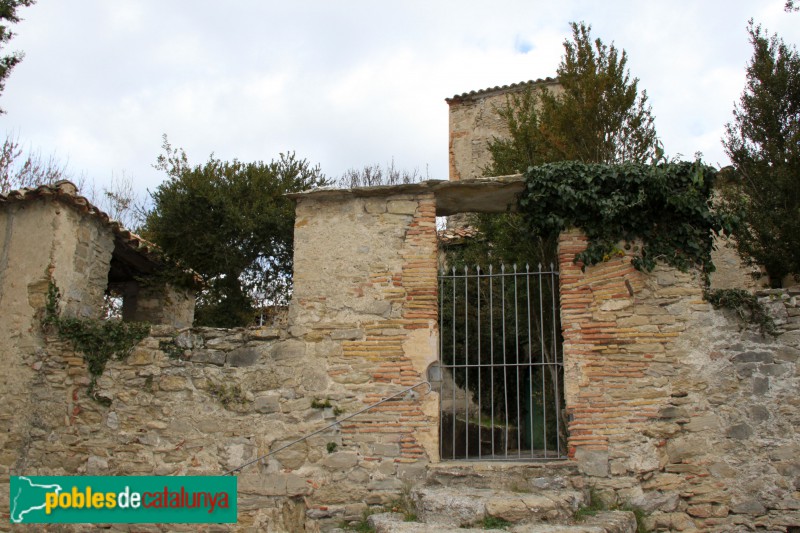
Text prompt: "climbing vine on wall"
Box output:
[[518, 161, 738, 278], [703, 288, 777, 336], [44, 281, 150, 401]]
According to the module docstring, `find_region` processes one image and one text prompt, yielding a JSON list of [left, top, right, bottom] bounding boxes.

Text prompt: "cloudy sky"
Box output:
[[2, 1, 798, 201]]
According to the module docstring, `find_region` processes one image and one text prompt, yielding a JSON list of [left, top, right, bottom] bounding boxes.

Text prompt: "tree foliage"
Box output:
[[487, 22, 659, 177], [453, 22, 660, 271], [721, 22, 800, 286], [518, 161, 735, 277], [0, 0, 34, 113], [143, 136, 329, 327], [443, 209, 557, 271]]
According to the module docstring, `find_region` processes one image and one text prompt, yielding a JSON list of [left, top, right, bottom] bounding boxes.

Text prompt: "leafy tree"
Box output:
[[488, 22, 658, 176], [0, 0, 35, 113], [143, 136, 329, 327], [452, 22, 660, 269], [721, 22, 800, 286]]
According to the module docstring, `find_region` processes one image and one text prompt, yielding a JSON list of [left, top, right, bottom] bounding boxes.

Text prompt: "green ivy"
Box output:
[[480, 516, 512, 529], [158, 339, 185, 360], [518, 161, 738, 278], [44, 281, 150, 400], [311, 398, 343, 415], [704, 288, 778, 336]]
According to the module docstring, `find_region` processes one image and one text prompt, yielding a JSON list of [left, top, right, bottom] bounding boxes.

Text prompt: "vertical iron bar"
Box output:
[[489, 265, 495, 457], [551, 263, 562, 457], [476, 265, 482, 459], [451, 266, 456, 459], [538, 263, 547, 458], [514, 264, 521, 457], [437, 260, 564, 462], [526, 264, 534, 459], [501, 264, 509, 458], [464, 266, 469, 458], [439, 269, 444, 460]]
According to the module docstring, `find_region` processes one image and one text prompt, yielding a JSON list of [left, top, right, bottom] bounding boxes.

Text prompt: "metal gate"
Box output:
[[437, 264, 565, 461]]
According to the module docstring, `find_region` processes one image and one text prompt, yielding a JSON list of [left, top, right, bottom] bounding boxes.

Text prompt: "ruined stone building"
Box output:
[[0, 87, 798, 532], [446, 78, 560, 182], [0, 180, 195, 332]]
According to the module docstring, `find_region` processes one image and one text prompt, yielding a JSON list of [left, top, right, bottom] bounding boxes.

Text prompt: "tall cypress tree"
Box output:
[[722, 22, 800, 286]]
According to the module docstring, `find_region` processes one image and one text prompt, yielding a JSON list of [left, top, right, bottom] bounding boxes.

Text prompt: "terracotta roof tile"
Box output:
[[0, 180, 162, 262], [445, 77, 559, 104]]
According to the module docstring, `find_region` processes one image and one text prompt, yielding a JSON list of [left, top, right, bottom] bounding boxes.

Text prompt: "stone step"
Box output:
[[412, 486, 584, 527], [368, 510, 637, 533], [425, 461, 580, 493], [510, 511, 638, 533]]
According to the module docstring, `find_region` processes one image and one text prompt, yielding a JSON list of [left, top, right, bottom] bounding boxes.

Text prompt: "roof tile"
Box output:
[[0, 180, 162, 262], [445, 77, 559, 104]]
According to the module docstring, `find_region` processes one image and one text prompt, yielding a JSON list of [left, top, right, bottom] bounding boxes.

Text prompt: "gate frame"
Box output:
[[436, 262, 566, 461]]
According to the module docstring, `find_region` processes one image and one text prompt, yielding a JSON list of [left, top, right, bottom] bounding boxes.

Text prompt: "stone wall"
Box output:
[[558, 229, 800, 532], [2, 324, 432, 531], [709, 233, 767, 291], [0, 182, 196, 335], [446, 80, 561, 181], [1, 188, 440, 532], [0, 197, 114, 328], [4, 180, 800, 532], [0, 196, 115, 516], [290, 189, 439, 469], [3, 325, 330, 531]]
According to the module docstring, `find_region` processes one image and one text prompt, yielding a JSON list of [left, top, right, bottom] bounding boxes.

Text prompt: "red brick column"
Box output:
[[340, 193, 439, 463], [558, 229, 662, 465]]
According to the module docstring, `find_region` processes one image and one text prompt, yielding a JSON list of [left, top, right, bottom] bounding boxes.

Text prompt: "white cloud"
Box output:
[[1, 0, 799, 199]]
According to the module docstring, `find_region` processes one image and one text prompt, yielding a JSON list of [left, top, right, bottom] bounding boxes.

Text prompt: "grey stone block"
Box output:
[[761, 363, 790, 376], [228, 346, 261, 367], [748, 405, 770, 422], [753, 376, 770, 395], [731, 499, 766, 515], [272, 340, 306, 360], [190, 349, 225, 366], [576, 448, 609, 477], [331, 329, 364, 340], [254, 395, 280, 414], [323, 452, 359, 469], [658, 406, 688, 419], [733, 351, 774, 364], [726, 423, 753, 440]]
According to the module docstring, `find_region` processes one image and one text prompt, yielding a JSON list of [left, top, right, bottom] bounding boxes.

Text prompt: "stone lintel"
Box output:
[[287, 175, 525, 216]]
